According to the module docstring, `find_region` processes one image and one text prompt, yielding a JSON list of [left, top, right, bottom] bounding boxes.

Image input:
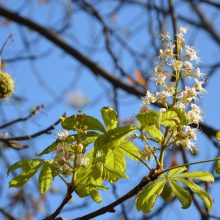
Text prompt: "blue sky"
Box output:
[[1, 0, 220, 219]]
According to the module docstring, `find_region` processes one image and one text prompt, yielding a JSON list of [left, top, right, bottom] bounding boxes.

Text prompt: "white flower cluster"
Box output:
[[140, 26, 206, 152], [54, 130, 89, 175]]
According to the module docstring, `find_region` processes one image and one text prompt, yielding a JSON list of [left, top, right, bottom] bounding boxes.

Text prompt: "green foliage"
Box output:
[[39, 164, 53, 194], [75, 165, 108, 203], [8, 159, 43, 188], [215, 157, 220, 174], [119, 141, 142, 161], [37, 140, 61, 156], [144, 125, 164, 142], [216, 131, 220, 142], [169, 180, 192, 208], [93, 125, 136, 160], [180, 179, 212, 211], [136, 111, 161, 128], [172, 107, 189, 125], [61, 114, 106, 133], [101, 106, 118, 130], [161, 110, 180, 127], [136, 178, 166, 213]]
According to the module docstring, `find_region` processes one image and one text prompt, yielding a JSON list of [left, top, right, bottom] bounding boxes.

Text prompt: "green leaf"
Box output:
[[168, 166, 187, 176], [39, 165, 53, 194], [61, 114, 106, 133], [119, 141, 142, 161], [180, 179, 212, 211], [136, 111, 161, 128], [93, 125, 136, 160], [75, 165, 107, 202], [169, 180, 192, 209], [101, 106, 118, 130], [172, 107, 189, 125], [216, 131, 220, 142], [215, 157, 220, 174], [37, 141, 60, 156], [8, 159, 42, 175], [136, 178, 166, 212], [172, 171, 214, 182], [161, 110, 180, 127], [90, 191, 102, 203], [161, 184, 174, 202], [9, 163, 42, 187], [102, 148, 127, 183], [145, 125, 163, 142]]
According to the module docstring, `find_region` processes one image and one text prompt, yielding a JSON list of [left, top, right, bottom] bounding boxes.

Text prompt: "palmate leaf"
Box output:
[[8, 159, 42, 175], [101, 106, 118, 130], [93, 125, 136, 160], [161, 110, 180, 128], [75, 165, 108, 203], [9, 162, 42, 188], [39, 164, 53, 194], [119, 140, 142, 161], [168, 166, 187, 176], [145, 125, 164, 142], [136, 111, 161, 128], [136, 178, 166, 212], [179, 179, 213, 211], [61, 114, 106, 133], [169, 180, 192, 209], [172, 171, 214, 182]]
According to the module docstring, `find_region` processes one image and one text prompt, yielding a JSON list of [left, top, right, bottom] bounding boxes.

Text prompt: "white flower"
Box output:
[[184, 61, 193, 70], [185, 45, 200, 62], [156, 91, 169, 105], [171, 60, 183, 71], [142, 91, 156, 105], [179, 26, 188, 35], [194, 68, 206, 79], [194, 79, 206, 94], [183, 125, 197, 140], [76, 154, 89, 167], [160, 32, 170, 40], [160, 43, 175, 59], [57, 130, 69, 140], [175, 101, 185, 109], [188, 103, 203, 124], [180, 86, 197, 103]]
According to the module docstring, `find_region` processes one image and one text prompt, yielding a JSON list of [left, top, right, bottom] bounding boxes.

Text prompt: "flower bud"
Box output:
[[0, 72, 14, 99]]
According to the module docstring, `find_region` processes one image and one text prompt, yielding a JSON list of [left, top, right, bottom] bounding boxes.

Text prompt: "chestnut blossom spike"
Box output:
[[185, 45, 200, 62]]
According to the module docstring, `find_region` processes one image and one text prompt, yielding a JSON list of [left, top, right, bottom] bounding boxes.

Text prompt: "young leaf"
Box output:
[[93, 125, 136, 159], [180, 179, 212, 211], [90, 191, 102, 203], [8, 159, 42, 175], [215, 157, 220, 174], [216, 131, 220, 142], [101, 106, 118, 130], [142, 194, 158, 213], [61, 114, 106, 133], [37, 141, 60, 156], [171, 107, 189, 125], [9, 163, 42, 188], [119, 140, 142, 161], [169, 180, 192, 209], [136, 178, 166, 212], [168, 166, 187, 177], [39, 164, 53, 194], [145, 125, 163, 142], [172, 171, 214, 182], [161, 110, 180, 127], [136, 111, 161, 128]]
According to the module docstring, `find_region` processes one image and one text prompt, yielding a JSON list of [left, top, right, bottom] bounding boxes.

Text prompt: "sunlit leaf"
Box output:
[[39, 164, 53, 194], [145, 125, 163, 142], [136, 111, 161, 128], [169, 180, 192, 209], [180, 179, 212, 211], [168, 166, 187, 176], [101, 106, 118, 130], [61, 114, 106, 133], [161, 110, 180, 127]]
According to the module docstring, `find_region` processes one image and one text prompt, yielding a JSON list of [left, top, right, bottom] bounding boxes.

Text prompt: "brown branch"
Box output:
[[0, 6, 143, 98], [0, 117, 61, 143], [73, 172, 159, 220], [0, 105, 44, 129]]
